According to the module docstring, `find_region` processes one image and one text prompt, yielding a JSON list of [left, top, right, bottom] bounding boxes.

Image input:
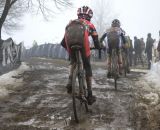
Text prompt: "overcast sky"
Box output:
[[2, 0, 160, 48]]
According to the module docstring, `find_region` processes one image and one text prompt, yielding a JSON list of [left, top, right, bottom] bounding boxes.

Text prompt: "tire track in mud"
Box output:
[[0, 58, 146, 130]]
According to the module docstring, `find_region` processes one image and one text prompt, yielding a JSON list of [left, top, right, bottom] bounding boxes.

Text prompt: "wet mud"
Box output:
[[0, 57, 158, 130]]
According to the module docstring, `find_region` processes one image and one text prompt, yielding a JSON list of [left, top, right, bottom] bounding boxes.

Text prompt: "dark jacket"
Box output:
[[157, 40, 160, 52], [145, 37, 154, 54], [134, 39, 142, 53]]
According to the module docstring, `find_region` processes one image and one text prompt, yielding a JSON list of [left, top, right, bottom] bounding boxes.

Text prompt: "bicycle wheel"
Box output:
[[72, 66, 88, 123], [113, 61, 118, 90], [82, 76, 89, 112], [111, 50, 118, 90], [124, 57, 127, 77], [122, 51, 127, 77]]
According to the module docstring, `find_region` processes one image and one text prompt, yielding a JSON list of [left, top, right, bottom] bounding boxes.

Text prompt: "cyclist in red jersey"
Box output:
[[61, 6, 100, 105]]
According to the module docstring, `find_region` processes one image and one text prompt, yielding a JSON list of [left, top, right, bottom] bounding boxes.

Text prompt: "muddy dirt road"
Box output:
[[0, 58, 157, 130]]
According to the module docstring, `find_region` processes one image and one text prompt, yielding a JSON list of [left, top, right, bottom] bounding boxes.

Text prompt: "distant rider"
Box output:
[[100, 19, 126, 78]]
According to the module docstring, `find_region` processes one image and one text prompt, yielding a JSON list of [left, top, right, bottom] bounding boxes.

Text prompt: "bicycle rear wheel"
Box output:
[[72, 66, 88, 123], [122, 52, 127, 77], [113, 65, 118, 90], [111, 50, 118, 90], [123, 58, 127, 77]]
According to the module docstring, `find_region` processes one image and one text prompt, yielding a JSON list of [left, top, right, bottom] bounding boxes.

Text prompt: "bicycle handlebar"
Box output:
[[90, 47, 106, 60], [90, 47, 96, 50], [90, 47, 106, 50]]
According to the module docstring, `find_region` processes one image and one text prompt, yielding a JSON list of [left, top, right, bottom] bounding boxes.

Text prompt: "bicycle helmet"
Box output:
[[112, 19, 121, 27], [77, 6, 93, 21]]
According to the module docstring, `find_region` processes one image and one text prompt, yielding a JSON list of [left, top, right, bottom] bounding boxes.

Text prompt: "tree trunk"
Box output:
[[0, 0, 14, 39]]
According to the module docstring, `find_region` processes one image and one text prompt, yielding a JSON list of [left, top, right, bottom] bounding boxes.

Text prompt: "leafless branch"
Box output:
[[91, 0, 118, 36], [0, 0, 73, 37]]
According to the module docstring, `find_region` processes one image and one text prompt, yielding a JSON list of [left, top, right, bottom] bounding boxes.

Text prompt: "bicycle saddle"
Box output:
[[71, 45, 82, 50]]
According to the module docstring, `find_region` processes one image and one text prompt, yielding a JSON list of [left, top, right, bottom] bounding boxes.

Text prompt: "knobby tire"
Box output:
[[72, 66, 79, 123], [72, 65, 88, 123], [112, 50, 118, 90], [122, 52, 127, 77]]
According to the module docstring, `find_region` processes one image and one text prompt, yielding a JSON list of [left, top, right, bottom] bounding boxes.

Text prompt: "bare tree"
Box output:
[[1, 0, 27, 34], [0, 0, 72, 39], [91, 0, 118, 36]]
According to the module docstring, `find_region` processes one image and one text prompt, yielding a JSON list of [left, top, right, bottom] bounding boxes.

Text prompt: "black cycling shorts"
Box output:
[[70, 49, 92, 77], [107, 47, 121, 57]]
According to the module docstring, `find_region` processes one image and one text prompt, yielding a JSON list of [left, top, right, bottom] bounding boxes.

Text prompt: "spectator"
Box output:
[[157, 39, 160, 61], [134, 37, 144, 66], [140, 38, 145, 54], [145, 33, 154, 69], [128, 38, 133, 66]]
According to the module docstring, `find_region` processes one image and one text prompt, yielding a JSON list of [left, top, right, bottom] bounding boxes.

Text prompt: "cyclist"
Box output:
[[100, 19, 126, 78], [61, 6, 101, 105]]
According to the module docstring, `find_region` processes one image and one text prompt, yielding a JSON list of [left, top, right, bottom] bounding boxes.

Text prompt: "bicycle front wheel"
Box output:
[[72, 66, 88, 123]]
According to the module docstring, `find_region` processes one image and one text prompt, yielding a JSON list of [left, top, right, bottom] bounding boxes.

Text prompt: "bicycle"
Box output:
[[110, 48, 119, 90], [122, 49, 128, 77], [70, 45, 89, 123]]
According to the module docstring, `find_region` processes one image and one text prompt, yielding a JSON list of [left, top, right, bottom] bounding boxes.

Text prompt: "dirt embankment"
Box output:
[[132, 76, 160, 130]]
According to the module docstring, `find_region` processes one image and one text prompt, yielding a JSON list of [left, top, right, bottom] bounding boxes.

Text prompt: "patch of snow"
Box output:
[[94, 68, 106, 75], [143, 92, 159, 105], [23, 95, 39, 105], [0, 88, 8, 98], [51, 115, 55, 120], [131, 69, 149, 73], [145, 62, 160, 88], [18, 118, 35, 125], [0, 62, 30, 98], [138, 62, 160, 106]]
